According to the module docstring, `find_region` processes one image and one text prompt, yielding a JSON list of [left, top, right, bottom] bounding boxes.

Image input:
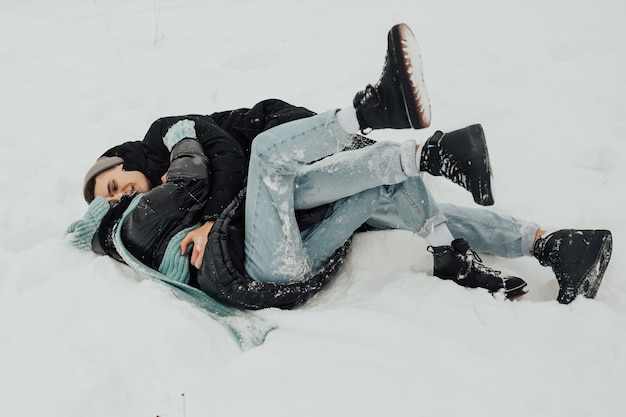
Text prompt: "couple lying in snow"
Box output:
[[67, 23, 612, 310]]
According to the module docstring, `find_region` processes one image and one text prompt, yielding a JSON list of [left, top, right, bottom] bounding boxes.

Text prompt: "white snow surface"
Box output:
[[1, 0, 626, 416]]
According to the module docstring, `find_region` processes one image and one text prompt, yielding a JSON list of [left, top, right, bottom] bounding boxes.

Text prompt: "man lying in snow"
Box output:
[[67, 23, 612, 309]]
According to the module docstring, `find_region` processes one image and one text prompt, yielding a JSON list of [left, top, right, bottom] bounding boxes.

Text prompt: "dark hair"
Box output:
[[85, 177, 97, 203], [83, 155, 125, 203]]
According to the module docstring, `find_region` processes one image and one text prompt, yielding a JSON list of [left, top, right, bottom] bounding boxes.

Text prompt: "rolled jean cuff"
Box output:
[[400, 139, 420, 177], [521, 221, 541, 256], [327, 109, 354, 146], [416, 211, 448, 238]]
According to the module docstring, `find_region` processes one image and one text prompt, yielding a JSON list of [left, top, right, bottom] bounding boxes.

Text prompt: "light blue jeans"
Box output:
[[244, 111, 539, 284]]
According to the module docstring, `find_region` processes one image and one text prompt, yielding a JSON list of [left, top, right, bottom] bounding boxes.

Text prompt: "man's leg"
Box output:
[[438, 203, 540, 258], [245, 113, 444, 284], [294, 123, 497, 210], [244, 111, 354, 284], [440, 203, 613, 304], [246, 115, 529, 298], [293, 140, 419, 210], [245, 22, 434, 284], [301, 176, 446, 272]]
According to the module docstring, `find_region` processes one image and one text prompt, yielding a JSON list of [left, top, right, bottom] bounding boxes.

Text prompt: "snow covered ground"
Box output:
[[1, 0, 625, 415]]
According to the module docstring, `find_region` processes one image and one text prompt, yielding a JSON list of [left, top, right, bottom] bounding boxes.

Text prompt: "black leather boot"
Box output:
[[429, 238, 528, 299], [420, 124, 494, 206], [353, 23, 431, 130], [533, 229, 612, 304]]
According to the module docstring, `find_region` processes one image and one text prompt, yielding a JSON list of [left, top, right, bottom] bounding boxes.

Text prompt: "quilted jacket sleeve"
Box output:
[[120, 138, 210, 269], [141, 115, 248, 222]]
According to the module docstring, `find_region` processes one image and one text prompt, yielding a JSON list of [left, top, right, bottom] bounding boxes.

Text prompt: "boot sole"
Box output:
[[465, 124, 494, 206], [390, 23, 431, 129], [503, 281, 528, 300], [505, 285, 528, 301], [557, 230, 613, 304]]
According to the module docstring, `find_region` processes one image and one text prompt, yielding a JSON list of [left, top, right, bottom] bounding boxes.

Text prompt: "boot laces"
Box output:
[[459, 249, 502, 281], [362, 84, 380, 105], [439, 149, 469, 190]]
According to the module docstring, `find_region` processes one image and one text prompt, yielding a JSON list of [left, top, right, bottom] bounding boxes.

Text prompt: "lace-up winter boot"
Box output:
[[429, 238, 528, 299], [533, 229, 612, 304], [353, 23, 431, 130], [420, 124, 494, 206]]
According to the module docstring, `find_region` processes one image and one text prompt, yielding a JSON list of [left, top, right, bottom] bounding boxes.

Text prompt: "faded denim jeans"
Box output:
[[244, 111, 539, 283]]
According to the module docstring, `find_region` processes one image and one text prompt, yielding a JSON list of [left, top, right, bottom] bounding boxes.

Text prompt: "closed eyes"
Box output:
[[108, 180, 118, 197]]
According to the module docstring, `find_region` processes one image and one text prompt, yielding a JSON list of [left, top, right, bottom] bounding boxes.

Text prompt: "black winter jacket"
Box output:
[[119, 139, 211, 271], [102, 99, 349, 309], [199, 188, 352, 310], [101, 99, 317, 222], [115, 137, 352, 310]]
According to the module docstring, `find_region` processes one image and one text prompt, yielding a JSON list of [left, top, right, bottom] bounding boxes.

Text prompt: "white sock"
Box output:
[[425, 223, 455, 247], [399, 140, 422, 177], [336, 107, 360, 134], [416, 143, 423, 173]]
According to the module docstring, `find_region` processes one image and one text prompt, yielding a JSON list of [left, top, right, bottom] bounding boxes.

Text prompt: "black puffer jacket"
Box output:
[[113, 139, 354, 311], [199, 188, 352, 310], [99, 99, 351, 309], [108, 139, 349, 309], [101, 99, 317, 222], [118, 139, 211, 271], [99, 100, 378, 310]]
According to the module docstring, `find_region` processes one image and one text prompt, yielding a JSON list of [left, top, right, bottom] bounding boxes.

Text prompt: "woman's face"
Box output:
[[93, 164, 151, 201]]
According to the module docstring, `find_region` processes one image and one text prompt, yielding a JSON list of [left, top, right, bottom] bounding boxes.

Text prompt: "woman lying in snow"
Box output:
[[66, 23, 612, 309]]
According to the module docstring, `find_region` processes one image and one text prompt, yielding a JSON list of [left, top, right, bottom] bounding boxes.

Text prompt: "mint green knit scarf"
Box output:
[[112, 195, 275, 350]]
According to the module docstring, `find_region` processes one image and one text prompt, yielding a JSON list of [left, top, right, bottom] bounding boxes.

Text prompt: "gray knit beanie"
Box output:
[[83, 156, 124, 202], [65, 197, 111, 251]]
